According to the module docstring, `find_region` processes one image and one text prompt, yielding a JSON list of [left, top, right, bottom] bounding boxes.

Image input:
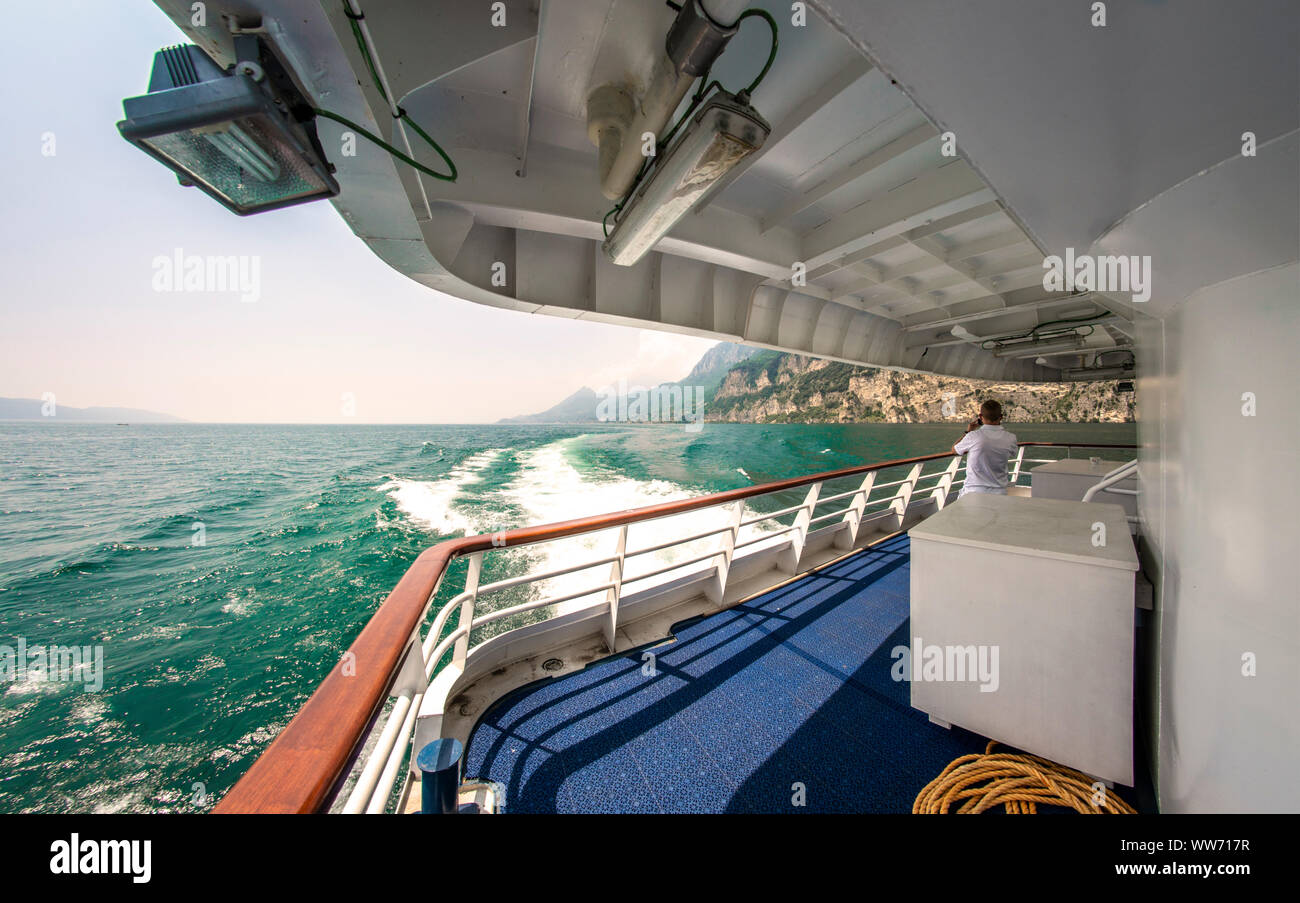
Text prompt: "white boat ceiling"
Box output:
[[154, 0, 1296, 383]]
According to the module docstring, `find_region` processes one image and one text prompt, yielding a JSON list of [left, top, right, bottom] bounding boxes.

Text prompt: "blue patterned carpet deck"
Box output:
[[464, 534, 998, 813]]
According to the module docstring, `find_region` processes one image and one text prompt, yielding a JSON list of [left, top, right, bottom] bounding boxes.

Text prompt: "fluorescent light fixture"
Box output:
[[603, 92, 770, 267], [1063, 366, 1135, 381], [991, 334, 1086, 359], [118, 40, 339, 216], [1035, 356, 1049, 365]]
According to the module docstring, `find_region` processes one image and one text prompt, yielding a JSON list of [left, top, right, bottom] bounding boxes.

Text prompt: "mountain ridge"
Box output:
[[501, 343, 1134, 424], [0, 397, 186, 423], [499, 343, 758, 423], [708, 353, 1134, 423]]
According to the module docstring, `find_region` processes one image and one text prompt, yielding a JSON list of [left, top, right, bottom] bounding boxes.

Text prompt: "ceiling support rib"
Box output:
[[515, 0, 546, 177], [806, 200, 1005, 284], [896, 235, 1042, 304], [761, 122, 936, 233], [800, 167, 996, 271]]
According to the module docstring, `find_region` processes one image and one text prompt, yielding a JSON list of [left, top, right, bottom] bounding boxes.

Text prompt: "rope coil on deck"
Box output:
[[914, 741, 1137, 814]]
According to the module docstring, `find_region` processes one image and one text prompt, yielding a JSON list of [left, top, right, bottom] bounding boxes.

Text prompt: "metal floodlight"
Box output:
[[603, 91, 770, 267], [117, 38, 339, 215]]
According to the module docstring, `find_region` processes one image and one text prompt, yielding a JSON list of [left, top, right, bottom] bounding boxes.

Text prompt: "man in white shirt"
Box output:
[[952, 400, 1019, 498]]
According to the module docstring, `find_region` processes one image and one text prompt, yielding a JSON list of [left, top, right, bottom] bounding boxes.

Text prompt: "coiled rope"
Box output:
[[913, 741, 1137, 814]]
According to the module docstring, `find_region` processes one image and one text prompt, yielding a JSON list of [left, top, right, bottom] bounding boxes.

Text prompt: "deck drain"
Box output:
[[542, 658, 564, 672]]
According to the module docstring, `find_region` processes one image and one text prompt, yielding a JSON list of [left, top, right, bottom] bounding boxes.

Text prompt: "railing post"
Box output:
[[931, 457, 962, 510], [603, 525, 627, 652], [416, 738, 463, 815], [889, 464, 923, 531], [453, 552, 482, 669], [707, 500, 745, 605], [1009, 446, 1026, 485], [838, 472, 876, 549], [391, 633, 431, 698], [781, 482, 822, 575]]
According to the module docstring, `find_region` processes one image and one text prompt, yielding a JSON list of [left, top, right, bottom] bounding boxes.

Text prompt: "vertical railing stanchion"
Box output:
[[781, 482, 822, 574], [452, 552, 482, 669], [603, 525, 628, 652], [1009, 445, 1026, 485], [889, 464, 923, 532], [932, 456, 962, 510], [838, 472, 876, 549], [707, 500, 744, 605]]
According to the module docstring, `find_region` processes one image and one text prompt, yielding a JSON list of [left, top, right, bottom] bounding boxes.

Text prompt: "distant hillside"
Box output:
[[501, 343, 757, 423], [500, 387, 601, 424], [707, 353, 1134, 423], [678, 342, 760, 396], [500, 343, 1133, 425], [0, 397, 185, 423]]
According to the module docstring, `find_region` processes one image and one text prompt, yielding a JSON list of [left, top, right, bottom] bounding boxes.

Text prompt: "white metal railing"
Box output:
[[1082, 458, 1142, 525], [1081, 459, 1139, 502], [336, 442, 1137, 813], [337, 452, 974, 813]]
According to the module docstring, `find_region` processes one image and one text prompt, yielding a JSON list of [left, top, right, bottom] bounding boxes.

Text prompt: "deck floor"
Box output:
[[463, 534, 1133, 813]]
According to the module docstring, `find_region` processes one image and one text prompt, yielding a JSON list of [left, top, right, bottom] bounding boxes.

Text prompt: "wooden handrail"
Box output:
[[214, 441, 1135, 813]]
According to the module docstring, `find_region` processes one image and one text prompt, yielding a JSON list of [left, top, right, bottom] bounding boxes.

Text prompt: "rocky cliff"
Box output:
[[706, 352, 1135, 423]]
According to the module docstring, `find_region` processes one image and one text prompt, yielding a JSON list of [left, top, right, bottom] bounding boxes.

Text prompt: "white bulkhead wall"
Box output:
[[811, 0, 1299, 811], [1095, 137, 1299, 812]]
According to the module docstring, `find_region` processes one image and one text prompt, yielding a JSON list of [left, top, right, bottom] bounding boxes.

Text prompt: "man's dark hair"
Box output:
[[980, 399, 1003, 422]]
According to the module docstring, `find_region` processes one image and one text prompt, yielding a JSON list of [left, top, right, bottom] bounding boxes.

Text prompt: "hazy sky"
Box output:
[[0, 2, 717, 423]]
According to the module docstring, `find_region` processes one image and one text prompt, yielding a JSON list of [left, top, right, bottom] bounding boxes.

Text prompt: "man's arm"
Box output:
[[953, 417, 981, 455]]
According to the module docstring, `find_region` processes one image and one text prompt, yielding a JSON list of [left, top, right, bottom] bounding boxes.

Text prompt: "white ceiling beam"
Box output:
[[941, 229, 1031, 262], [846, 232, 1034, 300], [800, 162, 995, 269], [861, 270, 971, 304], [858, 271, 973, 312], [900, 200, 1006, 243], [806, 235, 907, 282], [515, 0, 547, 177], [805, 201, 1006, 282], [902, 236, 1042, 300], [760, 122, 936, 233]]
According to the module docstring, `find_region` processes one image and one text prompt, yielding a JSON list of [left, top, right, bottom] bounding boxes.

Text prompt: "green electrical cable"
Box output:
[[332, 1, 457, 181], [313, 107, 457, 182], [735, 8, 779, 96]]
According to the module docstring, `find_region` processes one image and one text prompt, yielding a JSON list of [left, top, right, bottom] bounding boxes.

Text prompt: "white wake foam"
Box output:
[[501, 439, 780, 615], [377, 449, 501, 536]]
